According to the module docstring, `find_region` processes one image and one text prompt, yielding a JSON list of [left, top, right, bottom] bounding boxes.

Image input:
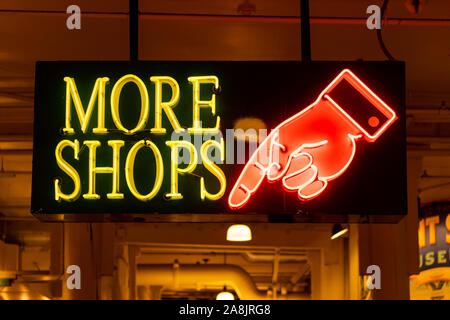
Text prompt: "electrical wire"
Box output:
[[377, 0, 397, 61]]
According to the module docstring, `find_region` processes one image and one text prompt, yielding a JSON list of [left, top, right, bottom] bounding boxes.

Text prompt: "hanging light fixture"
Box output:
[[226, 224, 252, 241], [330, 223, 348, 240], [216, 286, 235, 300]]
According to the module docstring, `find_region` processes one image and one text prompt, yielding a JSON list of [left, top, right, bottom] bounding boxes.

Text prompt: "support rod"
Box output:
[[300, 0, 311, 61], [129, 0, 139, 61]]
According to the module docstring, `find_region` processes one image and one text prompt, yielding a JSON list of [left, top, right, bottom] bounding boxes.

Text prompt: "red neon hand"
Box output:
[[228, 69, 397, 209]]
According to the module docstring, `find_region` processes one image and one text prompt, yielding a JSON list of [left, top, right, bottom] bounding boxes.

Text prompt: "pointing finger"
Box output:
[[298, 180, 327, 200], [284, 153, 312, 177], [228, 135, 273, 209], [282, 166, 317, 191]]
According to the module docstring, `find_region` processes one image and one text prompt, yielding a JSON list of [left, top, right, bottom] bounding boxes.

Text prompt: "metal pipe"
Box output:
[[408, 149, 450, 156], [140, 14, 450, 26], [290, 264, 310, 284], [407, 108, 450, 113], [136, 264, 309, 300], [18, 271, 61, 282], [0, 171, 32, 176], [408, 137, 450, 144], [136, 243, 308, 254], [0, 150, 32, 155], [241, 251, 307, 262], [272, 249, 280, 288], [419, 181, 450, 193], [0, 93, 33, 103], [0, 10, 449, 26]]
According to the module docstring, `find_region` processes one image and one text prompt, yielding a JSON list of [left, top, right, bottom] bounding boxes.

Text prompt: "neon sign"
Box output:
[[228, 69, 397, 209], [55, 75, 226, 202], [31, 61, 405, 221]]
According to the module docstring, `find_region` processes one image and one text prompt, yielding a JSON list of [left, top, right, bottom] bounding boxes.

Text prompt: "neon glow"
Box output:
[[82, 140, 124, 200], [54, 138, 227, 202], [110, 74, 150, 135], [165, 140, 198, 200], [63, 77, 109, 134], [125, 140, 164, 201], [56, 73, 227, 202], [54, 139, 81, 201], [150, 76, 182, 134], [188, 76, 221, 133], [228, 69, 398, 209], [200, 139, 227, 200]]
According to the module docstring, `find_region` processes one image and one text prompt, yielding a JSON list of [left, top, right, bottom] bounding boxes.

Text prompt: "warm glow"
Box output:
[[228, 69, 397, 209], [200, 139, 226, 201], [110, 74, 149, 135], [165, 140, 198, 200], [125, 140, 164, 201], [150, 76, 182, 134], [54, 139, 81, 201], [331, 228, 348, 240], [82, 140, 124, 200], [188, 76, 220, 133], [216, 291, 235, 300], [227, 224, 252, 242], [63, 76, 109, 134]]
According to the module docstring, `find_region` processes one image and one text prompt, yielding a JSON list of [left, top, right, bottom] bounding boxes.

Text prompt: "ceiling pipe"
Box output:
[[137, 243, 307, 255], [241, 251, 307, 263], [140, 13, 450, 26], [408, 108, 450, 114], [136, 264, 309, 300], [0, 10, 449, 26], [419, 181, 450, 193], [18, 271, 61, 282], [408, 149, 450, 157]]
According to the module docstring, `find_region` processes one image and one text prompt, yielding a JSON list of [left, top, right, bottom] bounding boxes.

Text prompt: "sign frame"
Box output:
[[31, 60, 407, 223]]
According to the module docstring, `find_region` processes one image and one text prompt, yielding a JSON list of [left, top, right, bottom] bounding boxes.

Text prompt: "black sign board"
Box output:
[[32, 61, 406, 222]]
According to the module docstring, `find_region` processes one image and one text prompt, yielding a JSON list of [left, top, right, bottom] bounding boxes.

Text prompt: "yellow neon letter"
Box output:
[[54, 139, 81, 201], [125, 140, 164, 201], [165, 140, 198, 200], [200, 139, 226, 200], [111, 74, 149, 134], [63, 77, 109, 134], [150, 76, 182, 134], [83, 140, 125, 200], [187, 76, 220, 133]]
